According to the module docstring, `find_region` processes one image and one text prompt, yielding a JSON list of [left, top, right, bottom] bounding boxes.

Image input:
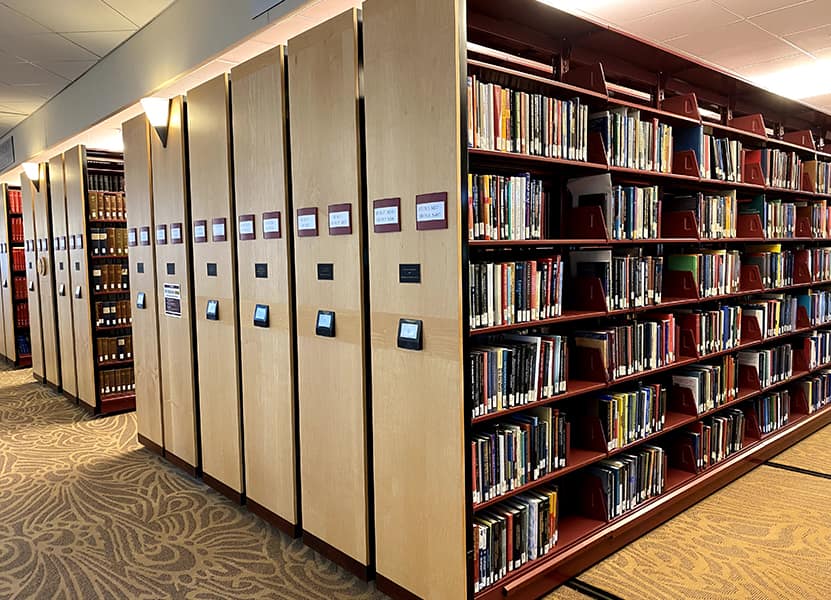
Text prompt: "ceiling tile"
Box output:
[[35, 59, 97, 80], [785, 24, 831, 52], [99, 0, 174, 27], [713, 0, 812, 18], [0, 4, 49, 36], [0, 32, 98, 62], [0, 61, 69, 87], [615, 0, 742, 42], [734, 52, 815, 78], [2, 0, 135, 32], [750, 0, 829, 36], [61, 30, 134, 58], [667, 20, 804, 67], [554, 0, 698, 24]]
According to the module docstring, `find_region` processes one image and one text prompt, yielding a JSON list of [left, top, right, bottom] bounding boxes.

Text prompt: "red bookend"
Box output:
[[740, 264, 763, 292], [575, 415, 611, 454], [744, 407, 763, 441], [783, 129, 816, 150], [728, 114, 767, 136], [568, 205, 609, 240], [793, 250, 812, 285], [672, 149, 700, 177], [790, 386, 810, 416], [668, 385, 700, 417], [572, 276, 611, 312], [736, 213, 764, 239], [562, 62, 608, 95], [571, 345, 611, 384], [739, 364, 762, 394], [743, 161, 765, 186], [578, 474, 612, 522], [661, 210, 700, 239], [660, 93, 701, 120], [587, 131, 609, 166], [797, 305, 812, 330], [740, 314, 764, 344], [663, 269, 700, 300]]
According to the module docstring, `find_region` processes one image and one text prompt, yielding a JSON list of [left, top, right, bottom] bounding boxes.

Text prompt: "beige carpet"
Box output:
[[770, 425, 831, 475], [0, 365, 385, 600]]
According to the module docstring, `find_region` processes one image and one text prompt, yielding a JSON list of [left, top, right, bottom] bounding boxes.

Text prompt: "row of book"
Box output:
[[738, 343, 793, 389], [90, 227, 129, 256], [11, 248, 23, 271], [814, 160, 831, 195], [15, 333, 30, 356], [99, 367, 134, 396], [470, 334, 567, 417], [678, 305, 742, 357], [755, 148, 803, 191], [87, 173, 124, 195], [92, 264, 129, 292], [672, 355, 738, 414], [96, 335, 133, 363], [467, 173, 547, 241], [749, 391, 790, 435], [738, 196, 829, 239], [7, 188, 22, 213], [594, 383, 666, 451], [588, 446, 666, 520], [472, 408, 567, 504], [13, 303, 28, 328], [473, 486, 559, 593], [571, 249, 663, 311], [95, 300, 132, 328], [801, 369, 831, 413], [589, 108, 673, 173], [8, 217, 22, 243], [667, 250, 741, 298], [13, 276, 27, 300], [566, 175, 659, 240], [574, 314, 677, 381], [467, 75, 589, 161], [469, 257, 563, 329], [802, 329, 831, 369], [664, 190, 737, 239], [682, 409, 745, 471], [699, 133, 743, 182]]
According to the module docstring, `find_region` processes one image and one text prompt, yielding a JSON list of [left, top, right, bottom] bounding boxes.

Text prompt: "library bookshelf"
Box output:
[[0, 184, 31, 367], [363, 1, 831, 599], [64, 146, 135, 415]]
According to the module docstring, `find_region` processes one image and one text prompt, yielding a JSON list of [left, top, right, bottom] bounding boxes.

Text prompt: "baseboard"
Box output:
[[164, 451, 200, 478], [137, 433, 164, 457], [202, 472, 243, 505], [33, 373, 44, 383], [302, 530, 373, 581], [376, 574, 423, 600], [246, 498, 300, 538]]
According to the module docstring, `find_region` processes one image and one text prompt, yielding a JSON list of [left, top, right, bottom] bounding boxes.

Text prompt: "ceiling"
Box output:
[[0, 0, 174, 137], [547, 0, 831, 113]]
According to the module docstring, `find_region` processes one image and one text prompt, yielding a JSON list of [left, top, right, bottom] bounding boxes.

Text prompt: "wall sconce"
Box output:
[[141, 97, 172, 148], [22, 162, 39, 191]]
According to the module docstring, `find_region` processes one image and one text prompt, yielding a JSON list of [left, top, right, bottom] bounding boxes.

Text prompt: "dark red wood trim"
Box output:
[[137, 433, 164, 457], [246, 498, 300, 538], [302, 530, 373, 581], [376, 574, 423, 600], [202, 472, 243, 504], [164, 451, 200, 478]]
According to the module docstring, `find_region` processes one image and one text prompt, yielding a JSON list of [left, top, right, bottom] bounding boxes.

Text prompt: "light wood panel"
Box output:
[[34, 162, 60, 387], [363, 1, 467, 598], [64, 146, 96, 409], [0, 184, 11, 360], [123, 115, 164, 448], [231, 48, 298, 528], [151, 95, 199, 470], [21, 174, 44, 379], [49, 154, 78, 398], [187, 74, 243, 495], [288, 9, 369, 567]]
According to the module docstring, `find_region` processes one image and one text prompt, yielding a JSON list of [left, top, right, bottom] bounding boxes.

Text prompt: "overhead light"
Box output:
[[752, 59, 831, 101], [140, 97, 172, 148], [22, 162, 39, 190]]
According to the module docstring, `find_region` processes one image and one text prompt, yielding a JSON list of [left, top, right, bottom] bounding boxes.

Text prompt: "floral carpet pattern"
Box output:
[[0, 366, 385, 600]]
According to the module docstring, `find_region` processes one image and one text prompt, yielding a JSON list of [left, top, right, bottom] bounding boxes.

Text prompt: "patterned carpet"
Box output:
[[0, 365, 385, 600]]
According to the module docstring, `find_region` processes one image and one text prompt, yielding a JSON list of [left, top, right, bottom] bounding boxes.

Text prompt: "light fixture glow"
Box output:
[[140, 97, 172, 147], [752, 59, 831, 101], [22, 162, 39, 190]]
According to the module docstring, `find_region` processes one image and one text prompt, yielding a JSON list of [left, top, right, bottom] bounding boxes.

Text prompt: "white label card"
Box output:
[[140, 230, 149, 244], [374, 205, 399, 226], [171, 226, 182, 241], [329, 210, 350, 229], [156, 229, 166, 242], [298, 214, 317, 231], [400, 322, 419, 339], [416, 201, 446, 223], [318, 312, 332, 328], [239, 220, 254, 235], [263, 218, 280, 234], [194, 224, 207, 239], [128, 230, 137, 245], [213, 222, 226, 238]]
